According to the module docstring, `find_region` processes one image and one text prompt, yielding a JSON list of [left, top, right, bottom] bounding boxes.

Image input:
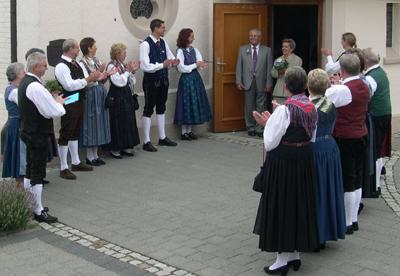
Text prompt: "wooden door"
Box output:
[[213, 4, 268, 132]]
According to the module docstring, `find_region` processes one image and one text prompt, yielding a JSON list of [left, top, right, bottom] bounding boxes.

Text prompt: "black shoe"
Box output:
[[34, 210, 58, 223], [143, 142, 158, 152], [287, 259, 301, 271], [346, 225, 354, 235], [257, 132, 263, 138], [158, 137, 177, 146], [96, 158, 106, 165], [188, 132, 198, 140], [181, 133, 192, 141], [264, 265, 289, 275], [110, 152, 123, 159], [381, 166, 386, 175], [377, 187, 381, 195], [320, 243, 326, 250], [86, 158, 101, 166], [248, 130, 256, 136], [353, 222, 359, 231], [120, 150, 134, 157], [43, 179, 50, 185], [358, 202, 364, 215]]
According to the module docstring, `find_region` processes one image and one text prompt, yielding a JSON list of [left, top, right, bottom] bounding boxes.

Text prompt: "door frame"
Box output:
[[266, 0, 324, 67]]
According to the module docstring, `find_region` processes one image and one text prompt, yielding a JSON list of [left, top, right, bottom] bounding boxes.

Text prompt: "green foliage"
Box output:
[[0, 180, 34, 232], [44, 79, 62, 93]]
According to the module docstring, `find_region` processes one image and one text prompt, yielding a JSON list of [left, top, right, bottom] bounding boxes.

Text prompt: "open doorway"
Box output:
[[271, 5, 319, 72]]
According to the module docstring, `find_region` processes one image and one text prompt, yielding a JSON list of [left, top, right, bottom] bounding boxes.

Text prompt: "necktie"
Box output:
[[71, 60, 79, 68], [155, 41, 161, 48], [252, 46, 258, 74]]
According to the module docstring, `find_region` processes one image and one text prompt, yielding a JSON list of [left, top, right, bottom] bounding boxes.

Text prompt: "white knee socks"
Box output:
[[58, 145, 69, 171], [68, 140, 80, 165], [270, 253, 289, 270], [157, 114, 166, 140], [344, 192, 354, 226], [376, 158, 383, 190], [32, 184, 44, 215], [142, 117, 151, 143], [23, 178, 31, 190], [287, 251, 300, 262], [86, 147, 98, 161], [352, 188, 362, 223], [181, 125, 192, 135]]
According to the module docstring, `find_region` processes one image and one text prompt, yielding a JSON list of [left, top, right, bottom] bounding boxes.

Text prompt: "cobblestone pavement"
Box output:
[[2, 117, 400, 275]]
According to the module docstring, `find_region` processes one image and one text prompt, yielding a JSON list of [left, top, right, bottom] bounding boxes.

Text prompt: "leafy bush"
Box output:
[[44, 79, 62, 93], [0, 180, 34, 232]]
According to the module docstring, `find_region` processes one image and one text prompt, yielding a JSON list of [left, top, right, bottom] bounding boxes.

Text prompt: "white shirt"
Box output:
[[364, 64, 380, 75], [8, 88, 18, 104], [325, 84, 352, 108], [140, 34, 175, 73], [107, 62, 136, 88], [251, 44, 260, 56], [176, 47, 203, 73], [262, 105, 316, 152], [55, 55, 87, 92], [25, 73, 66, 119], [325, 55, 341, 75]]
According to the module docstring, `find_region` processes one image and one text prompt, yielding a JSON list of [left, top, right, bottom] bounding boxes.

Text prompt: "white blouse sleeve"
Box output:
[[8, 88, 18, 104], [139, 41, 164, 73], [79, 61, 89, 78], [365, 75, 377, 98], [177, 49, 197, 73], [108, 64, 130, 88], [325, 56, 341, 75], [165, 41, 175, 60], [263, 105, 291, 151], [325, 85, 352, 108]]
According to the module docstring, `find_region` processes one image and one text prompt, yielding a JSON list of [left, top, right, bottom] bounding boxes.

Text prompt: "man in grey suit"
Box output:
[[236, 28, 273, 137]]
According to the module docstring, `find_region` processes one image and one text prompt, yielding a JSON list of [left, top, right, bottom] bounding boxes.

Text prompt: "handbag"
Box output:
[[132, 94, 139, 110], [252, 164, 265, 193]]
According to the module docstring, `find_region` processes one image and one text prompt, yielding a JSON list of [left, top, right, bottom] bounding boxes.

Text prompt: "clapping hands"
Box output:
[[252, 111, 271, 127], [127, 61, 140, 73]]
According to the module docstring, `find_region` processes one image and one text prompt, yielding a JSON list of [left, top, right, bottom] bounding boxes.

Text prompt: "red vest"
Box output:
[[333, 79, 369, 139]]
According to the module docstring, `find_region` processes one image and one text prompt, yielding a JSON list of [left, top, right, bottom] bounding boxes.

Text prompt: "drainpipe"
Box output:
[[10, 0, 17, 62]]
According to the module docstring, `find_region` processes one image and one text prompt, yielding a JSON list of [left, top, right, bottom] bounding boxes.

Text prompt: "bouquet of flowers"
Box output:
[[44, 79, 62, 93], [273, 57, 289, 71]]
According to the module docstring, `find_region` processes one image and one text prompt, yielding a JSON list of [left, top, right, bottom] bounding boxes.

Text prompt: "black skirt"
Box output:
[[253, 144, 320, 252], [105, 83, 140, 151]]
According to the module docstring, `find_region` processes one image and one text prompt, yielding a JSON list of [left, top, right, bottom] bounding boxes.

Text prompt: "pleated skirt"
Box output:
[[2, 118, 20, 178]]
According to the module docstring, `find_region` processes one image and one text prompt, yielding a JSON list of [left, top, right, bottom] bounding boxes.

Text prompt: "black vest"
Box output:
[[18, 74, 53, 134], [56, 59, 86, 99], [143, 36, 168, 79]]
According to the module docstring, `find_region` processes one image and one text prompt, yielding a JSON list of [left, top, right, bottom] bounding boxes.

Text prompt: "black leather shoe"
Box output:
[[96, 158, 106, 165], [257, 132, 263, 138], [143, 142, 158, 152], [121, 150, 135, 157], [353, 222, 359, 231], [188, 132, 198, 140], [181, 133, 192, 141], [34, 210, 58, 223], [264, 265, 289, 275], [248, 130, 256, 136], [381, 166, 386, 175], [358, 202, 364, 215], [346, 225, 354, 235], [43, 179, 50, 185], [158, 137, 177, 146], [287, 259, 301, 271], [86, 158, 101, 166]]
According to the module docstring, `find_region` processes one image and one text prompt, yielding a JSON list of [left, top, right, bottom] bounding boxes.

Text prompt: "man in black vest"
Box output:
[[19, 52, 66, 223], [140, 19, 179, 152], [55, 39, 100, 180]]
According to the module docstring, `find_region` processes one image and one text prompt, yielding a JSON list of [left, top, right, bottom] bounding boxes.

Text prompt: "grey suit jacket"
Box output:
[[236, 44, 273, 91]]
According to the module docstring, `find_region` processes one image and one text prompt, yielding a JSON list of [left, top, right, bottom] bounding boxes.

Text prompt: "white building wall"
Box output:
[[0, 0, 11, 127]]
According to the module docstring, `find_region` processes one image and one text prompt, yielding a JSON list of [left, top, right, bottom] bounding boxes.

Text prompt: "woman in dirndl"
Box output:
[[253, 66, 319, 275], [2, 62, 25, 185], [174, 28, 212, 140], [79, 37, 111, 166], [308, 69, 346, 249]]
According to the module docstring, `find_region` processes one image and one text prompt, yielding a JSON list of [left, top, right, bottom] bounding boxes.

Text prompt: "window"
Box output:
[[384, 2, 400, 64], [386, 3, 393, 48]]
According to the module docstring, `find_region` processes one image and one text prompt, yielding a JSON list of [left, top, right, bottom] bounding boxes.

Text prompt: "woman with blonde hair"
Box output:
[[105, 43, 140, 158], [308, 69, 346, 249]]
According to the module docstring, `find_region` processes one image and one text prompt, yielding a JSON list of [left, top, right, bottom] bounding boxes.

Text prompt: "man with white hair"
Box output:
[[55, 39, 101, 180], [363, 48, 392, 194], [19, 52, 66, 223]]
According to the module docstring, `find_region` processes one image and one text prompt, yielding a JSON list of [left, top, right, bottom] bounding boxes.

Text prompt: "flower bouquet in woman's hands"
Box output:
[[273, 57, 289, 71], [44, 79, 62, 94]]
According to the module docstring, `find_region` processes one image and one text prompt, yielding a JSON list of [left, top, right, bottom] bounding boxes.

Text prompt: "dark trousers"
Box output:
[[142, 76, 169, 117], [20, 132, 49, 185], [336, 136, 368, 192], [59, 100, 84, 145], [372, 114, 391, 158]]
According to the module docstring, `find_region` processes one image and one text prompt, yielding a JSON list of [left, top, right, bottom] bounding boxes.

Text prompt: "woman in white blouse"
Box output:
[[173, 28, 212, 140], [252, 66, 319, 275], [105, 43, 140, 158]]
